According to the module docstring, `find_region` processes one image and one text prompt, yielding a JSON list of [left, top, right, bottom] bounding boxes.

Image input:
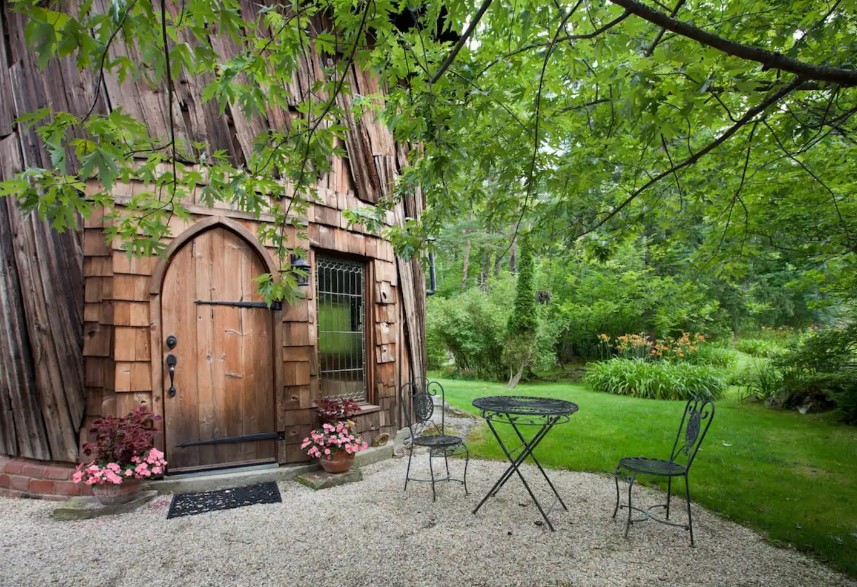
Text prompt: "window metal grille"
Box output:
[[315, 256, 367, 402]]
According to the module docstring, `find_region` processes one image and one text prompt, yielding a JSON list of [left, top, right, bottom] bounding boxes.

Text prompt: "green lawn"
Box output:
[[436, 377, 857, 578]]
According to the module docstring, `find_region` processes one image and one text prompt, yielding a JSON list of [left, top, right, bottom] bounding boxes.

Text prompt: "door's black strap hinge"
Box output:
[[176, 431, 285, 448], [195, 300, 282, 310]]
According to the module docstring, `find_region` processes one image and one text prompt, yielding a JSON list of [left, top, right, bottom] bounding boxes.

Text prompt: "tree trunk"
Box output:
[[509, 238, 517, 273], [507, 364, 525, 389], [478, 248, 491, 290], [460, 236, 471, 291]]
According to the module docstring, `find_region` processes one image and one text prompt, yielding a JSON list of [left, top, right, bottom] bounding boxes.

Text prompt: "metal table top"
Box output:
[[472, 395, 579, 418]]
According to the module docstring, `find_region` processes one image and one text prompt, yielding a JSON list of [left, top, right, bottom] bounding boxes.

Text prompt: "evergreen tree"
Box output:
[[508, 236, 536, 336], [505, 235, 537, 388]]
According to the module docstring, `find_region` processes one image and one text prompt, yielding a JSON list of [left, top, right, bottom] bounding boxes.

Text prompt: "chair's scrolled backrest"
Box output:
[[400, 378, 445, 438], [669, 397, 715, 469]]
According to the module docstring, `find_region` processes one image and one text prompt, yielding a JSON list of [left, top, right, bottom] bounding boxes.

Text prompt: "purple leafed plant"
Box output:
[[82, 406, 161, 466], [315, 397, 361, 424]]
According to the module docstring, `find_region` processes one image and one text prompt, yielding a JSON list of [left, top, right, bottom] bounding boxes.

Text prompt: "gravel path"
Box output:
[[1, 456, 853, 587]]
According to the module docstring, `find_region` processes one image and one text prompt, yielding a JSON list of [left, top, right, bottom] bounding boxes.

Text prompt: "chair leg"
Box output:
[[404, 445, 413, 491], [463, 445, 470, 496], [685, 475, 695, 547], [444, 450, 451, 478], [666, 477, 673, 520], [624, 473, 636, 538], [612, 467, 621, 519], [428, 450, 437, 502]]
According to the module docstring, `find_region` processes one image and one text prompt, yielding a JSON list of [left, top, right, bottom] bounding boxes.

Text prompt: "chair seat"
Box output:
[[412, 434, 464, 448], [619, 456, 687, 477]]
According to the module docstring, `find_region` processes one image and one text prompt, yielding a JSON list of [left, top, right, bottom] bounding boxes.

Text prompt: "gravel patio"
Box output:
[[1, 456, 853, 587]]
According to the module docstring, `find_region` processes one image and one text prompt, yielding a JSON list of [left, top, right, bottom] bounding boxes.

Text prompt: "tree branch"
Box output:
[[763, 119, 855, 250], [643, 0, 685, 56], [83, 0, 138, 122], [479, 11, 629, 76], [160, 0, 178, 201], [715, 121, 758, 256], [505, 2, 583, 256], [581, 77, 804, 237], [610, 0, 857, 86], [429, 0, 494, 84]]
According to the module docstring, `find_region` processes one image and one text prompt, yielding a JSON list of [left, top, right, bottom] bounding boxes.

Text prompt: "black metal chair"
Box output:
[[612, 397, 715, 546], [401, 378, 469, 501]]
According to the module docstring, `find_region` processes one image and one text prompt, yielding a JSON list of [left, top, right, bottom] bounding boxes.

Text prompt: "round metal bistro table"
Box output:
[[472, 396, 579, 531]]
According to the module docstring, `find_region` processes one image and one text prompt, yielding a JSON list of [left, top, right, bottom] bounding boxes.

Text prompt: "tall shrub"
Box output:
[[425, 280, 513, 380]]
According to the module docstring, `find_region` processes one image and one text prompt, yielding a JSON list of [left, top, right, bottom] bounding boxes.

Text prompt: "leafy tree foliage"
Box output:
[[1, 0, 855, 307]]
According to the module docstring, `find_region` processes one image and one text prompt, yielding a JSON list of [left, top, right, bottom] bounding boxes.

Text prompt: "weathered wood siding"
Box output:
[[0, 3, 86, 462], [0, 0, 425, 464]]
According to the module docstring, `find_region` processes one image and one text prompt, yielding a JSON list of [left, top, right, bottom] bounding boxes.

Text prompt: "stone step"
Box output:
[[296, 469, 363, 490], [147, 444, 393, 496]]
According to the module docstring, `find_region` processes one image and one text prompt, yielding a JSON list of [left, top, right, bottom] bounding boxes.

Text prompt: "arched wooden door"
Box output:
[[161, 227, 276, 472]]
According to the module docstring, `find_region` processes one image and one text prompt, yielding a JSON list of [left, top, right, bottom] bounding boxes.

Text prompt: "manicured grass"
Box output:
[[436, 377, 857, 578]]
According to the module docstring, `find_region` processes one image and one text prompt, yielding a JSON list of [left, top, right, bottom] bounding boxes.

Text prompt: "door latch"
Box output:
[[166, 354, 178, 398]]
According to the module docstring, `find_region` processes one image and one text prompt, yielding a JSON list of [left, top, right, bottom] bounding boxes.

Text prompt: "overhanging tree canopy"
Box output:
[[2, 0, 855, 299]]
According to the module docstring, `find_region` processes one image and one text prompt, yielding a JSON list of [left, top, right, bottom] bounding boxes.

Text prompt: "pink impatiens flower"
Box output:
[[300, 417, 369, 461]]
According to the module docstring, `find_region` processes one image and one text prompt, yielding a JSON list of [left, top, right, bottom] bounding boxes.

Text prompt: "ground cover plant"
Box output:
[[436, 376, 857, 579], [733, 338, 789, 359], [584, 358, 724, 400]]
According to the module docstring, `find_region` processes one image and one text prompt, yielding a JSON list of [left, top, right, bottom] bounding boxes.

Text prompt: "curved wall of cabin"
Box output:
[[0, 2, 86, 463], [0, 0, 426, 465]]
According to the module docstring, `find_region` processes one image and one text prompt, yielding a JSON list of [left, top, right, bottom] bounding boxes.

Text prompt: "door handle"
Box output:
[[166, 354, 178, 398]]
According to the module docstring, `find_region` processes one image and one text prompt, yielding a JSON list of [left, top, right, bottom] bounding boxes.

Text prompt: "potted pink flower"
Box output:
[[301, 420, 368, 473], [72, 406, 167, 504]]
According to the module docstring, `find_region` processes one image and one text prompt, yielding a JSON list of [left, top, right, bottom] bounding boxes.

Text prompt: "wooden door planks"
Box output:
[[161, 234, 201, 468], [161, 227, 275, 470]]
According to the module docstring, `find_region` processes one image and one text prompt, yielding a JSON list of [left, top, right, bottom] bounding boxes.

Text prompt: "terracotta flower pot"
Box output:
[[319, 451, 355, 474], [92, 479, 142, 505]]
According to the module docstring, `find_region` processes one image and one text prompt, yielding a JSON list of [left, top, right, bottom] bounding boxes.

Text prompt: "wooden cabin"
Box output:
[[0, 1, 426, 494]]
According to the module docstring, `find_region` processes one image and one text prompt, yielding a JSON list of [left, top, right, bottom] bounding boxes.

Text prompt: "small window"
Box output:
[[315, 256, 367, 402]]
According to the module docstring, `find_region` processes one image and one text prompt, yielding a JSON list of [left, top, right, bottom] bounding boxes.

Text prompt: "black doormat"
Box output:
[[167, 481, 281, 519]]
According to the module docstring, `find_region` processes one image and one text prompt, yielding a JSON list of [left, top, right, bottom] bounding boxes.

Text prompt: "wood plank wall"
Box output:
[[82, 180, 403, 464], [0, 2, 89, 462], [0, 0, 425, 463]]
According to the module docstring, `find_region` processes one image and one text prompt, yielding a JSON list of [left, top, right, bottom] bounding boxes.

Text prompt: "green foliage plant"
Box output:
[[425, 279, 514, 381], [733, 338, 788, 358], [737, 361, 784, 405], [689, 344, 738, 368], [584, 358, 724, 401], [773, 325, 857, 423]]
